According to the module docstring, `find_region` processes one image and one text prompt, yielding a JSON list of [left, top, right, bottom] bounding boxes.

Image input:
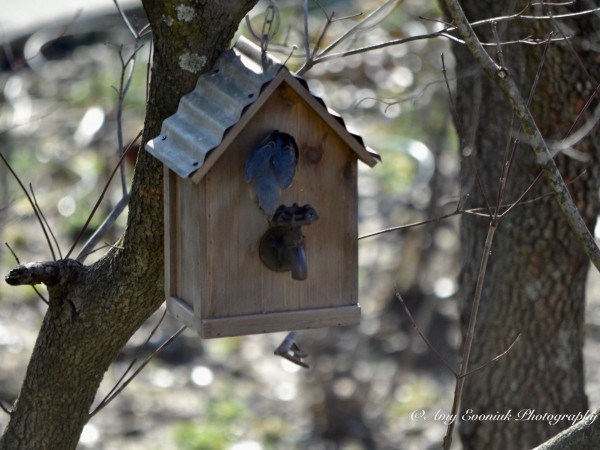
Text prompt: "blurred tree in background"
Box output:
[[447, 1, 600, 448]]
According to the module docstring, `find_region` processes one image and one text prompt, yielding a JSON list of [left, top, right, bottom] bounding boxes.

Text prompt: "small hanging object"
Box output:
[[274, 332, 309, 369]]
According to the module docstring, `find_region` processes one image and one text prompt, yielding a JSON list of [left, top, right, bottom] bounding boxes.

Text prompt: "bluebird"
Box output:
[[245, 130, 299, 218]]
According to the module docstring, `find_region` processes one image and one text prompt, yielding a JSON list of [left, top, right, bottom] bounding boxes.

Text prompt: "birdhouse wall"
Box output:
[[165, 81, 360, 338]]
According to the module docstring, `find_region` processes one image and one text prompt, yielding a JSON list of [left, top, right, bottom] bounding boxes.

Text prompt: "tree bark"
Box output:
[[448, 2, 600, 449], [0, 2, 257, 449], [534, 410, 600, 450]]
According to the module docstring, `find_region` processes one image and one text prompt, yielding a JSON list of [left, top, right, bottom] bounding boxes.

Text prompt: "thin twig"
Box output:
[[539, 3, 600, 139], [443, 222, 497, 450], [309, 3, 335, 60], [469, 6, 600, 26], [501, 171, 544, 218], [5, 242, 49, 304], [112, 0, 138, 38], [304, 26, 566, 70], [491, 21, 506, 69], [443, 0, 600, 272], [298, 5, 600, 73], [0, 152, 56, 261], [495, 114, 517, 218], [95, 309, 167, 409], [360, 150, 590, 241], [116, 44, 143, 197], [4, 242, 20, 264], [316, 1, 397, 58], [395, 290, 458, 377], [495, 33, 553, 217], [359, 208, 462, 240], [89, 324, 186, 418], [66, 130, 141, 259], [459, 333, 521, 379], [31, 286, 50, 306], [296, 3, 362, 75], [29, 184, 62, 259], [441, 54, 493, 219], [79, 242, 124, 259], [0, 400, 10, 415], [76, 195, 129, 262]]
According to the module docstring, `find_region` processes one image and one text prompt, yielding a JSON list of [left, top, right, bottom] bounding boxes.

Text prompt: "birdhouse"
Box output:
[[146, 37, 379, 338]]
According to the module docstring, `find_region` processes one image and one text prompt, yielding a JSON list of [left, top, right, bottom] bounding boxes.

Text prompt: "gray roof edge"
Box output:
[[144, 37, 278, 177], [145, 36, 379, 178]]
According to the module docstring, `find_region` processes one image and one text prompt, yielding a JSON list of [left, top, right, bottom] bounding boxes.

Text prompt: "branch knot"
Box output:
[[5, 259, 84, 287]]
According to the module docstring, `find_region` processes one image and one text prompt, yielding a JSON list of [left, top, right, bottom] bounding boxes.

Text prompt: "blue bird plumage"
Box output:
[[245, 130, 299, 217]]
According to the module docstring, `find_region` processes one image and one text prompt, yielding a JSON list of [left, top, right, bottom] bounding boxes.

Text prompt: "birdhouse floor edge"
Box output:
[[167, 295, 360, 339]]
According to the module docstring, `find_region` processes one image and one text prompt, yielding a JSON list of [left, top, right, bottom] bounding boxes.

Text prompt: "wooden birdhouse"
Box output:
[[146, 37, 379, 338]]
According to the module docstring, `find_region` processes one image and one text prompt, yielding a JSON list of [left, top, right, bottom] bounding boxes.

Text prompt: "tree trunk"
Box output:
[[449, 1, 600, 448], [0, 2, 257, 449]]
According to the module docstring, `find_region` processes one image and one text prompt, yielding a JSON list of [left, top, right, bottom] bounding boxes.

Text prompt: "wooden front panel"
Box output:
[[201, 82, 358, 321], [166, 168, 208, 320]]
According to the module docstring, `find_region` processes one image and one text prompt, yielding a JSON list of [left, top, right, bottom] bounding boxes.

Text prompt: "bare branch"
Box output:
[[73, 40, 144, 262], [443, 222, 497, 450], [66, 130, 141, 260], [441, 54, 493, 219], [548, 102, 600, 160], [91, 309, 168, 415], [495, 33, 552, 218], [0, 152, 57, 261], [299, 5, 600, 72], [116, 43, 144, 196], [76, 195, 129, 262], [112, 0, 138, 39], [459, 333, 522, 379], [395, 290, 458, 377], [316, 0, 399, 59], [501, 171, 544, 218], [0, 399, 10, 415], [358, 208, 462, 240], [88, 325, 187, 419], [5, 243, 49, 304], [442, 0, 600, 272], [491, 21, 507, 69], [5, 260, 84, 287], [4, 242, 20, 264], [29, 184, 62, 259]]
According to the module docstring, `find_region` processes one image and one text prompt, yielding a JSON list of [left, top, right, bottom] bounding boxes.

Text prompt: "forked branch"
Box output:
[[442, 0, 600, 272]]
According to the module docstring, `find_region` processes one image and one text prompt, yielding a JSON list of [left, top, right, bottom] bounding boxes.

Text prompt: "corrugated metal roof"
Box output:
[[146, 36, 378, 179]]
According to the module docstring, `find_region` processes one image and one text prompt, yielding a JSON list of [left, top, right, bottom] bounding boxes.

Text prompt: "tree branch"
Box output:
[[5, 260, 84, 287], [534, 411, 600, 450], [442, 0, 600, 272]]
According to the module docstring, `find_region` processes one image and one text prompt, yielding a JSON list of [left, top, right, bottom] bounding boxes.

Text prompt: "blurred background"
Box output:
[[1, 1, 599, 449]]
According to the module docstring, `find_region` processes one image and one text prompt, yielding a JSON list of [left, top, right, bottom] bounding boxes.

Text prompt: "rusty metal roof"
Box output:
[[145, 36, 378, 179]]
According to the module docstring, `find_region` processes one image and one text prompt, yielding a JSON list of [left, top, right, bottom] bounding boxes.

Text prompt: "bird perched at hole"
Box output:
[[245, 130, 299, 218]]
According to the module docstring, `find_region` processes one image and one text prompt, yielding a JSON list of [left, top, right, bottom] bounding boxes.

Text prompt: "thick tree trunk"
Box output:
[[449, 2, 600, 449], [0, 2, 257, 449]]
